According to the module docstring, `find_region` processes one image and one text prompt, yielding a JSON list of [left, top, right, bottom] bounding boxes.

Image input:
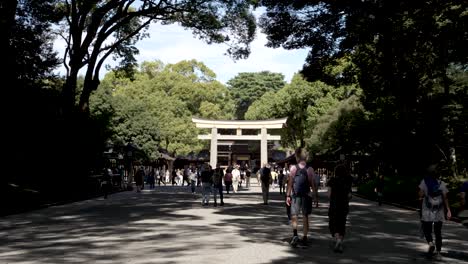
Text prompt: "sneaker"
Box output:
[[214, 203, 218, 207], [435, 252, 442, 261], [428, 242, 435, 256], [290, 236, 299, 248], [220, 202, 224, 206]]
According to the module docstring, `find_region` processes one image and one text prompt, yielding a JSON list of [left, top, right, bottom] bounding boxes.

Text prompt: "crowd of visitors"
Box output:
[[100, 148, 465, 260]]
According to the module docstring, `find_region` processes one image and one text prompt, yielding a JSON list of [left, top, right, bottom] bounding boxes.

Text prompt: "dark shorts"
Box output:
[[291, 195, 312, 216]]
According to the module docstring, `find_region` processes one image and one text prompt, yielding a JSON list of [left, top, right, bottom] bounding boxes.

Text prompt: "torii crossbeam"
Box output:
[[192, 117, 288, 168]]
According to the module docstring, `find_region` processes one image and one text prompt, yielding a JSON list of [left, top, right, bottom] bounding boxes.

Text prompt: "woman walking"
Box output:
[[135, 166, 145, 193], [328, 163, 353, 253], [201, 164, 213, 206], [232, 165, 241, 193], [224, 166, 233, 194], [189, 168, 197, 194], [419, 164, 451, 260]]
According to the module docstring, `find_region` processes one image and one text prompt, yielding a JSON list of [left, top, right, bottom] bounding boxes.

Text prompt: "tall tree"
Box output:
[[227, 71, 285, 119], [56, 0, 257, 115], [259, 0, 468, 176], [90, 60, 234, 157], [245, 74, 352, 148]]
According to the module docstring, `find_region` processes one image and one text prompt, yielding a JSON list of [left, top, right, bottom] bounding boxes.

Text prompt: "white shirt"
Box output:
[[419, 179, 448, 222], [189, 172, 197, 181], [232, 169, 241, 182]]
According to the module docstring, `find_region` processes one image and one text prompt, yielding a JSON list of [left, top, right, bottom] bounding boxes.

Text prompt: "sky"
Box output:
[[54, 12, 309, 84]]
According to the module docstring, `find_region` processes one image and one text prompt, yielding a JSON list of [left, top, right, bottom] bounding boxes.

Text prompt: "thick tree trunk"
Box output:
[[79, 78, 100, 113]]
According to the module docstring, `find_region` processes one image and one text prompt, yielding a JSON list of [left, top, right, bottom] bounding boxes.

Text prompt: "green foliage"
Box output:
[[55, 0, 257, 112], [227, 71, 286, 119], [246, 73, 359, 148], [259, 0, 468, 179], [12, 0, 60, 86], [307, 96, 368, 156], [90, 60, 235, 158]]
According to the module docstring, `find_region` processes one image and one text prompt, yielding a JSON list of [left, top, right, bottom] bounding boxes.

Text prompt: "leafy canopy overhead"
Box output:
[[56, 0, 257, 113]]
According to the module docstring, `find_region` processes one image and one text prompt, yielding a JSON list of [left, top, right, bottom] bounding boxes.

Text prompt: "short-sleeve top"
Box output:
[[419, 179, 448, 222]]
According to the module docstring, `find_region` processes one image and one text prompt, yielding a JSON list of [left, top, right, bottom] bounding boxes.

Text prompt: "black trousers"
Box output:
[[328, 204, 349, 237], [225, 181, 232, 194], [279, 183, 285, 194], [215, 184, 224, 203], [261, 182, 269, 204], [422, 221, 443, 252]]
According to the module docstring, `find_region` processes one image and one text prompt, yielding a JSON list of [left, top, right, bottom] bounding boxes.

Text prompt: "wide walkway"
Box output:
[[1, 183, 467, 264]]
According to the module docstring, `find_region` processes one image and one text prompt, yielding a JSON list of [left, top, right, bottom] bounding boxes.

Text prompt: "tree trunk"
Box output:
[[62, 72, 78, 116], [79, 78, 100, 113]]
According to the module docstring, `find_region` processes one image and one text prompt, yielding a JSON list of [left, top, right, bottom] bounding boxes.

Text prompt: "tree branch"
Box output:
[[94, 17, 154, 80]]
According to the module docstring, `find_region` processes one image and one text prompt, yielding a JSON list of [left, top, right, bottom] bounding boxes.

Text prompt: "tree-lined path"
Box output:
[[1, 186, 467, 264]]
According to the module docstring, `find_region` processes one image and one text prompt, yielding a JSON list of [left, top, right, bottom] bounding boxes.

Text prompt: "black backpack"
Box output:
[[293, 165, 310, 197]]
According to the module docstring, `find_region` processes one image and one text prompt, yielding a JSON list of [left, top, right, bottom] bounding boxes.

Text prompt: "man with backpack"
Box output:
[[212, 164, 225, 206], [286, 148, 318, 247], [418, 163, 451, 260]]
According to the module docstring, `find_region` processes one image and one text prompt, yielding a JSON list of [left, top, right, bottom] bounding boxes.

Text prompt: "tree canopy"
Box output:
[[90, 59, 234, 158], [245, 73, 359, 148], [227, 71, 285, 119], [55, 0, 257, 114], [259, 0, 468, 177]]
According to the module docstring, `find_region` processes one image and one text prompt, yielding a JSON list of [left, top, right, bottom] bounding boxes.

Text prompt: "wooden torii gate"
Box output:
[[192, 117, 288, 168]]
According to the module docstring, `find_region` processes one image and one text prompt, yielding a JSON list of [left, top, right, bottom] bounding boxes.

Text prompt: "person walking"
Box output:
[[212, 164, 225, 206], [375, 174, 384, 206], [286, 149, 317, 247], [201, 164, 213, 206], [232, 165, 241, 193], [102, 166, 112, 199], [135, 166, 145, 193], [182, 166, 190, 186], [158, 167, 166, 186], [260, 164, 272, 205], [278, 169, 286, 195], [165, 168, 170, 183], [245, 164, 251, 189], [328, 162, 353, 253], [224, 166, 233, 194], [189, 167, 197, 194], [271, 169, 278, 190], [148, 167, 156, 189], [171, 168, 177, 186], [419, 164, 451, 260]]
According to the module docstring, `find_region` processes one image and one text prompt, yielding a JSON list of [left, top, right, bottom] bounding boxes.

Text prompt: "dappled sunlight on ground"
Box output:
[[0, 184, 467, 263]]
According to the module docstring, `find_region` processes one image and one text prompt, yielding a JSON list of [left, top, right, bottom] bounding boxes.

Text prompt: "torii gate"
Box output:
[[192, 117, 288, 168]]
